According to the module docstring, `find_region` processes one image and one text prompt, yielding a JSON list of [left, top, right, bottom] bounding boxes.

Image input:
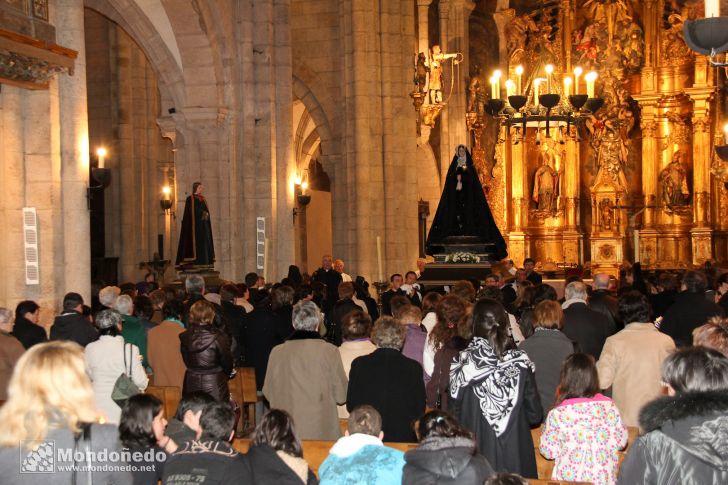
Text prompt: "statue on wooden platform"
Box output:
[[532, 146, 560, 212], [176, 182, 215, 268], [660, 151, 690, 209]]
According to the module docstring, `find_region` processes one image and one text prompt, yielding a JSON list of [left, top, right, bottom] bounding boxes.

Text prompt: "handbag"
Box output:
[[111, 343, 141, 407]]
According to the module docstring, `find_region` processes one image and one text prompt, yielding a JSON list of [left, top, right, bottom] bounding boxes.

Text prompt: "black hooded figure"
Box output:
[[425, 144, 507, 259]]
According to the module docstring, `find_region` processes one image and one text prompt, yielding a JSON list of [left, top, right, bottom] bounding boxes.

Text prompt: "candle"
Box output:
[[493, 70, 502, 99], [301, 180, 309, 194], [97, 147, 107, 169], [376, 236, 383, 282], [634, 229, 640, 263], [705, 0, 720, 17], [573, 66, 583, 95], [585, 71, 598, 98], [162, 185, 171, 200], [489, 76, 497, 99], [534, 78, 541, 103], [545, 64, 554, 94], [723, 123, 728, 144], [263, 238, 269, 283], [515, 65, 524, 95], [505, 79, 515, 98], [563, 76, 572, 97]]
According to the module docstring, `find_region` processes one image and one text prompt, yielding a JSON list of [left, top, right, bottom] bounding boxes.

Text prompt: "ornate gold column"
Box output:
[[507, 132, 527, 266], [562, 133, 582, 263], [686, 87, 716, 264]]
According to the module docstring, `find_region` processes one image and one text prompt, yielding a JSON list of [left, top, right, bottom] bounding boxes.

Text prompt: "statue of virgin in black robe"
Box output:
[[176, 182, 215, 267], [425, 145, 507, 259]]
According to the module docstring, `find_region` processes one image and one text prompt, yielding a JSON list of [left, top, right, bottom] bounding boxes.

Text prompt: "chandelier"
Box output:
[[483, 64, 605, 143]]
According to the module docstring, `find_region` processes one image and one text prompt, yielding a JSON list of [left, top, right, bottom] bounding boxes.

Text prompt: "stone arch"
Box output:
[[292, 74, 337, 174], [84, 0, 186, 111]]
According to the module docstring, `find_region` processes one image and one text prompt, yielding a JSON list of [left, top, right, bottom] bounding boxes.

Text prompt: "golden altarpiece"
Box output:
[[415, 0, 728, 274]]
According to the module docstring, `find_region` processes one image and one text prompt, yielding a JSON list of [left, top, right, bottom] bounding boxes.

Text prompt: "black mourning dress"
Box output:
[[176, 194, 215, 266], [425, 146, 507, 259]]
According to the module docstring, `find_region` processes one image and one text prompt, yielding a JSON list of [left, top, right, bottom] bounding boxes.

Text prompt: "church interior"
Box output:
[[2, 0, 728, 315]]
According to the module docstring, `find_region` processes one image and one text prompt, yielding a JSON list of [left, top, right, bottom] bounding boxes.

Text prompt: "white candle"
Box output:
[[706, 0, 720, 17], [97, 147, 107, 169], [585, 71, 598, 98], [545, 64, 554, 94], [263, 238, 269, 283], [573, 66, 583, 95], [162, 186, 171, 200], [515, 65, 524, 95], [376, 236, 383, 282], [489, 76, 497, 99], [563, 76, 572, 98], [634, 229, 640, 263], [494, 70, 502, 99], [723, 123, 728, 144], [505, 79, 515, 98], [534, 79, 541, 103]]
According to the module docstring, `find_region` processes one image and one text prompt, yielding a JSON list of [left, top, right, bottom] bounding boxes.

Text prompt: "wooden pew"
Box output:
[[145, 385, 181, 421], [232, 438, 417, 476], [531, 425, 640, 480], [229, 367, 259, 433]]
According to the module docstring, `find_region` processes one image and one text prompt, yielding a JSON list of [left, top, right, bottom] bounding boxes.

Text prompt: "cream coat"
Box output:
[[337, 339, 376, 418], [263, 333, 348, 440], [596, 322, 675, 427]]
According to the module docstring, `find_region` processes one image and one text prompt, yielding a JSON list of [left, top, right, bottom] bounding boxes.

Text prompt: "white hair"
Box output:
[[114, 294, 134, 316], [292, 300, 322, 332], [565, 281, 588, 301], [593, 274, 610, 290], [98, 286, 121, 307], [185, 274, 205, 294], [0, 308, 13, 325]]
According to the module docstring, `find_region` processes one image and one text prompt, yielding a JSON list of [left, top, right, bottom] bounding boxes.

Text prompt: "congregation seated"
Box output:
[[163, 401, 251, 484], [618, 346, 728, 484], [246, 409, 318, 484], [166, 391, 215, 445], [0, 341, 131, 483], [319, 405, 404, 484], [403, 410, 495, 484]]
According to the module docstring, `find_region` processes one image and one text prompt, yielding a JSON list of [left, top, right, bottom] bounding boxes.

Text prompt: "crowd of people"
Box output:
[[0, 255, 728, 484]]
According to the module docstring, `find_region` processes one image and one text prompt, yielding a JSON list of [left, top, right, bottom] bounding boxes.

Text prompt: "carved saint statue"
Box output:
[[660, 150, 690, 208], [414, 52, 429, 95], [532, 146, 559, 212], [427, 45, 460, 105], [600, 198, 613, 231], [467, 76, 481, 113]]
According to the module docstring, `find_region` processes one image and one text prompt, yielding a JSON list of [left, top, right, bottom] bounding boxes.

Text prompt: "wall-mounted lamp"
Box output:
[[160, 185, 174, 214], [87, 147, 111, 210], [292, 180, 312, 223]]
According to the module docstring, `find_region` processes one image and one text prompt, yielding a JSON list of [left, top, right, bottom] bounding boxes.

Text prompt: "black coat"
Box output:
[[381, 288, 406, 316], [649, 290, 677, 319], [660, 292, 724, 347], [426, 336, 469, 409], [12, 316, 47, 349], [272, 305, 294, 343], [448, 365, 542, 478], [221, 300, 247, 364], [246, 444, 318, 485], [562, 302, 615, 360], [347, 348, 426, 442], [164, 440, 251, 485], [49, 312, 98, 347], [589, 290, 621, 330], [312, 268, 342, 313], [180, 324, 233, 401], [242, 306, 278, 390], [403, 436, 495, 485], [425, 149, 507, 259], [526, 271, 542, 285], [618, 390, 728, 485]]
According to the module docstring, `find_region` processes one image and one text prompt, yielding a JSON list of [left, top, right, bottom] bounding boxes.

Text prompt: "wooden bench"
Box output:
[[229, 367, 259, 433], [145, 385, 181, 421], [531, 425, 640, 480], [232, 438, 417, 476]]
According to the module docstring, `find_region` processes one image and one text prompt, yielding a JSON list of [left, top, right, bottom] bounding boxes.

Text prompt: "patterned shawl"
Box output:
[[449, 336, 535, 437]]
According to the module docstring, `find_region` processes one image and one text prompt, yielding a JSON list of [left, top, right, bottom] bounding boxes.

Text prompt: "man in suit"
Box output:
[[590, 273, 620, 330], [524, 258, 543, 285], [381, 273, 406, 316], [660, 271, 724, 347], [562, 281, 615, 360]]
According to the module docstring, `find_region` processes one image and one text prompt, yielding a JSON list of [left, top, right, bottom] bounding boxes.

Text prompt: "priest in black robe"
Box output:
[[176, 182, 215, 267], [425, 144, 507, 259]]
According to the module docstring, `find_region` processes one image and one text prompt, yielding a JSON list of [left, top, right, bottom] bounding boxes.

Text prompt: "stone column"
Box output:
[[416, 0, 433, 56], [438, 0, 475, 182], [634, 96, 660, 228], [57, 0, 91, 301]]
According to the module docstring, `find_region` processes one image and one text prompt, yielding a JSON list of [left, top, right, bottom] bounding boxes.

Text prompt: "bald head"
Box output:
[[593, 273, 610, 290]]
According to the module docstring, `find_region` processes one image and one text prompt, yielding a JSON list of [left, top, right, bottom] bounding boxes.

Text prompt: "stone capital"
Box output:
[[416, 0, 433, 6]]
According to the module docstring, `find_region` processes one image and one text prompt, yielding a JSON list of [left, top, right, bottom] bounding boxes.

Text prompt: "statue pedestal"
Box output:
[[428, 236, 501, 262], [176, 266, 223, 290], [590, 236, 624, 277], [417, 262, 492, 287]]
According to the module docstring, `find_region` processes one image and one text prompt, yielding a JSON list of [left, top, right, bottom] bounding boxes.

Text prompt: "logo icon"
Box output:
[[19, 441, 55, 473]]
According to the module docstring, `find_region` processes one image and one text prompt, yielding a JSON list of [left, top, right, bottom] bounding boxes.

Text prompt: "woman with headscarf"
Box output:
[[448, 298, 542, 477]]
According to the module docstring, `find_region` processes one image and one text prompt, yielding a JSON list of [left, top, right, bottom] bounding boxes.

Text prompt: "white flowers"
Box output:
[[445, 252, 479, 263]]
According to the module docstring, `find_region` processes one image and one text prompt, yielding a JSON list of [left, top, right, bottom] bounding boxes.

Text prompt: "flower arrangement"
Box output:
[[445, 252, 479, 263]]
